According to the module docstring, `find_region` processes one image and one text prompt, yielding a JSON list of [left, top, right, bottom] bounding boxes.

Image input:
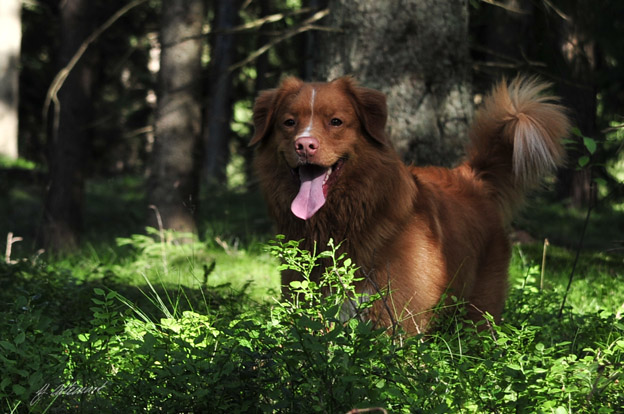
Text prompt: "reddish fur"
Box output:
[[251, 76, 569, 333]]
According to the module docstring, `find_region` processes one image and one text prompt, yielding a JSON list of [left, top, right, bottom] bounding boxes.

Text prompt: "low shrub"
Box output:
[[1, 238, 622, 413]]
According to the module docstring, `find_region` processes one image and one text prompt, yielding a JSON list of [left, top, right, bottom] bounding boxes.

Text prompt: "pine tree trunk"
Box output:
[[246, 0, 272, 183], [0, 0, 21, 160], [315, 0, 472, 166], [147, 0, 204, 233], [555, 14, 597, 208], [203, 0, 240, 185], [40, 0, 94, 251], [300, 0, 325, 80]]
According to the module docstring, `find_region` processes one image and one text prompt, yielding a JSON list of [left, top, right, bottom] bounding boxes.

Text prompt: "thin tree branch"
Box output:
[[228, 8, 330, 73], [602, 123, 624, 134], [471, 44, 547, 68], [43, 0, 149, 123], [170, 8, 327, 46], [204, 7, 315, 35], [471, 44, 594, 91], [346, 408, 388, 414], [5, 232, 23, 264], [542, 0, 571, 21], [480, 0, 529, 14]]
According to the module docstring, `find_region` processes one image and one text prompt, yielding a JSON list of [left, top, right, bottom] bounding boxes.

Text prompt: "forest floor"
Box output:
[[1, 173, 624, 413]]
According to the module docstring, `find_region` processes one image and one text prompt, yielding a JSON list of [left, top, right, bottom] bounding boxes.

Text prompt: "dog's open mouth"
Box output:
[[291, 159, 345, 220]]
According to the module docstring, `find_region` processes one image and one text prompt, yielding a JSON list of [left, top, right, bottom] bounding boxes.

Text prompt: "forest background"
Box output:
[[1, 0, 624, 412], [1, 0, 622, 252]]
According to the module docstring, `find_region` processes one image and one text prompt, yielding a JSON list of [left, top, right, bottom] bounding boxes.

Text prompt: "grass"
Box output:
[[1, 174, 623, 412], [512, 243, 624, 315]]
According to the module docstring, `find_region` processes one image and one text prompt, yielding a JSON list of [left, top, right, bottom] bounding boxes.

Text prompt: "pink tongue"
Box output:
[[291, 165, 327, 220]]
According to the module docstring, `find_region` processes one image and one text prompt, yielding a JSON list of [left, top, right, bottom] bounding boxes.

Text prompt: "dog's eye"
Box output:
[[283, 119, 296, 127], [330, 118, 343, 127]]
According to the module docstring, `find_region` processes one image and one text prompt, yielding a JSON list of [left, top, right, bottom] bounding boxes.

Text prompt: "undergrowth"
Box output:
[[1, 233, 623, 413]]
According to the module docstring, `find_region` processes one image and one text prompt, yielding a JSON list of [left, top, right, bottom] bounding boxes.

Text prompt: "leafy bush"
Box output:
[[1, 237, 622, 413], [0, 261, 77, 413]]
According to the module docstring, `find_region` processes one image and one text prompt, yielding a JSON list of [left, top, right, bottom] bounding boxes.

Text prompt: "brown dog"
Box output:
[[250, 76, 568, 333]]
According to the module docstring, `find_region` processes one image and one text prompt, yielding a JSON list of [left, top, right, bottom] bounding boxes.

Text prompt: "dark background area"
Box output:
[[1, 0, 623, 255]]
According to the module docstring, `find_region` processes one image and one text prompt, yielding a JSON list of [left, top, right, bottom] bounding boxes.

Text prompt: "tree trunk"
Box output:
[[40, 0, 94, 251], [245, 0, 272, 183], [300, 0, 325, 81], [202, 0, 240, 185], [315, 0, 473, 167], [147, 0, 204, 233], [0, 0, 22, 160], [254, 0, 271, 93], [554, 8, 597, 208]]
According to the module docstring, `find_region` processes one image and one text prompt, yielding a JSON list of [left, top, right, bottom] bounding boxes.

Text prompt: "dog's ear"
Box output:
[[338, 77, 389, 146], [249, 89, 277, 147], [249, 77, 303, 147]]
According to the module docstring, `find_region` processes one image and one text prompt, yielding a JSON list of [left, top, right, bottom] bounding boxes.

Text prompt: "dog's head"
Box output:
[[250, 76, 389, 220]]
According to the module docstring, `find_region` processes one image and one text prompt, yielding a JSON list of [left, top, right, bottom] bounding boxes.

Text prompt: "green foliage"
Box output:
[[1, 236, 623, 413], [570, 126, 598, 169], [0, 261, 78, 412], [0, 156, 38, 170], [568, 124, 624, 209]]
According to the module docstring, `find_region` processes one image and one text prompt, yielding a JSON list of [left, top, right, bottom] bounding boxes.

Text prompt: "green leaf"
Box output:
[[93, 287, 106, 296], [593, 177, 607, 188], [12, 384, 26, 396], [570, 126, 582, 137], [562, 138, 577, 146], [583, 137, 597, 154], [290, 281, 302, 289], [0, 340, 16, 353], [323, 303, 343, 319], [14, 332, 25, 345], [193, 333, 206, 345], [28, 372, 43, 388], [0, 377, 11, 391], [297, 315, 323, 331], [578, 156, 590, 167]]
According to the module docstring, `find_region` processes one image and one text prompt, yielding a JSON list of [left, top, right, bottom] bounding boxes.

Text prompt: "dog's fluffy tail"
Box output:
[[467, 77, 570, 220]]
